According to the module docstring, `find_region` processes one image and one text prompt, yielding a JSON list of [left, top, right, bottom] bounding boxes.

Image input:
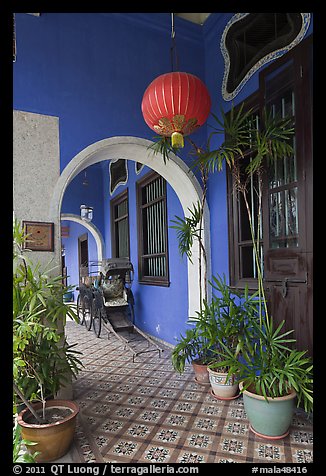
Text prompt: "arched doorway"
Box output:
[[50, 136, 211, 319], [60, 213, 105, 263]]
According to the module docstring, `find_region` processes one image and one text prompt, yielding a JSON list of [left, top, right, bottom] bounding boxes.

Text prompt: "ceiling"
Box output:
[[26, 13, 212, 26], [175, 13, 212, 25]]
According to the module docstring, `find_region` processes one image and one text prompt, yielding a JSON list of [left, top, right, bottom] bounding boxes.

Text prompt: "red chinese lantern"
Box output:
[[141, 71, 211, 148]]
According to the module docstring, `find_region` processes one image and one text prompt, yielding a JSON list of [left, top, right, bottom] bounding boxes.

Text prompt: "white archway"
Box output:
[[49, 136, 211, 318], [60, 213, 105, 263]]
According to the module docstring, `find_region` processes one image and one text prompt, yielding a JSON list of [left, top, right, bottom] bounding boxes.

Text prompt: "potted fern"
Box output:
[[13, 218, 83, 461]]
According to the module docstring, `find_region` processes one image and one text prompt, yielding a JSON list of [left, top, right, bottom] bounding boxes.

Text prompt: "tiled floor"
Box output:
[[65, 320, 313, 464]]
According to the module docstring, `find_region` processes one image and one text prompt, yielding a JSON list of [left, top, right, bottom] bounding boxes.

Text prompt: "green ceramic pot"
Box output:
[[239, 381, 297, 439]]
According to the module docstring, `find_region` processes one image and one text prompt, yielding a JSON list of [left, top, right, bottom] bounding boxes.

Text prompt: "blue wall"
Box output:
[[102, 160, 189, 344], [14, 12, 202, 345], [13, 13, 207, 171], [60, 158, 188, 344], [61, 164, 105, 236], [13, 12, 313, 345]]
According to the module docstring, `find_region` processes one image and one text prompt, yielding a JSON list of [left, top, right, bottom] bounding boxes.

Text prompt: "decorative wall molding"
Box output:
[[109, 158, 128, 195], [221, 13, 311, 101], [135, 162, 145, 175]]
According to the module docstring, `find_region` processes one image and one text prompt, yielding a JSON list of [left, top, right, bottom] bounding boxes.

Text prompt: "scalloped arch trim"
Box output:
[[221, 13, 311, 101]]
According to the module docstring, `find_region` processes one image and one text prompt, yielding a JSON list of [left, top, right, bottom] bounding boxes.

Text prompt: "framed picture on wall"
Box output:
[[23, 221, 54, 251]]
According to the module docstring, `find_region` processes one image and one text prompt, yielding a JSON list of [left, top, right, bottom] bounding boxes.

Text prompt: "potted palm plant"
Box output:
[[169, 150, 211, 383], [171, 315, 213, 384], [206, 274, 261, 400], [13, 218, 83, 462], [171, 274, 260, 391], [154, 101, 313, 437], [197, 104, 313, 438], [214, 313, 313, 438]]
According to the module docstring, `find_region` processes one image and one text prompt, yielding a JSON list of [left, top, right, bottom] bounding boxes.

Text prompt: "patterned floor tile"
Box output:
[[184, 432, 215, 451], [193, 416, 219, 432], [162, 412, 191, 427], [253, 442, 286, 462], [141, 444, 173, 463], [126, 422, 154, 439], [290, 429, 313, 445], [292, 448, 313, 463], [65, 320, 313, 464], [197, 401, 223, 417], [177, 451, 208, 464], [107, 439, 140, 459], [152, 427, 183, 444], [222, 420, 249, 437], [171, 400, 197, 414], [220, 436, 248, 456]]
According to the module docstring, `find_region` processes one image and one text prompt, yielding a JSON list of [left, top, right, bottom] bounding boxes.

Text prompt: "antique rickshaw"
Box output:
[[76, 258, 162, 361]]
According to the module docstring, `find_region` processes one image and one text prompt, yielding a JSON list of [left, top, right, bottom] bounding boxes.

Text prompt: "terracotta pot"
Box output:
[[208, 367, 239, 399], [239, 381, 297, 439], [192, 359, 210, 384], [17, 399, 79, 462]]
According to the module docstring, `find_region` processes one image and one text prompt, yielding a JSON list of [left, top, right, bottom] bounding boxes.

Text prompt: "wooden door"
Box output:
[[78, 233, 89, 286], [260, 36, 313, 355]]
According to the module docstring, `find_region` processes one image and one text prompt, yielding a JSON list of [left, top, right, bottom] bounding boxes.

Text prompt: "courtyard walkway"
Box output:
[[65, 320, 313, 464]]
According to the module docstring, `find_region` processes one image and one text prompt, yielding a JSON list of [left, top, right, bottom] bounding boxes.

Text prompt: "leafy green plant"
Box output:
[[171, 201, 203, 263], [171, 293, 217, 374], [197, 105, 294, 325], [13, 415, 40, 463], [198, 105, 313, 414], [13, 218, 83, 422], [161, 102, 312, 413], [170, 199, 208, 305], [212, 316, 313, 413], [171, 328, 205, 374], [206, 275, 261, 372], [147, 135, 178, 164], [172, 275, 260, 374]]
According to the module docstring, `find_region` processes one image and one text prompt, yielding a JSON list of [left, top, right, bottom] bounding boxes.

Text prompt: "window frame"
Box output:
[[227, 35, 312, 290], [226, 91, 262, 290], [110, 189, 130, 259], [136, 170, 170, 287]]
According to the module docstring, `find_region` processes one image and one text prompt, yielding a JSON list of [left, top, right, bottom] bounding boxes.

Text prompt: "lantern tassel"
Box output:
[[171, 131, 184, 148]]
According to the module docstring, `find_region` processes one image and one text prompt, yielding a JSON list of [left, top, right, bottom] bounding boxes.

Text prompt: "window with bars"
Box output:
[[136, 171, 169, 286], [227, 104, 264, 288], [264, 64, 298, 249], [227, 53, 301, 288], [110, 190, 130, 258]]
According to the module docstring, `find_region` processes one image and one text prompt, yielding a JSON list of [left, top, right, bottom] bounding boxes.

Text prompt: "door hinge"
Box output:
[[300, 65, 304, 78]]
